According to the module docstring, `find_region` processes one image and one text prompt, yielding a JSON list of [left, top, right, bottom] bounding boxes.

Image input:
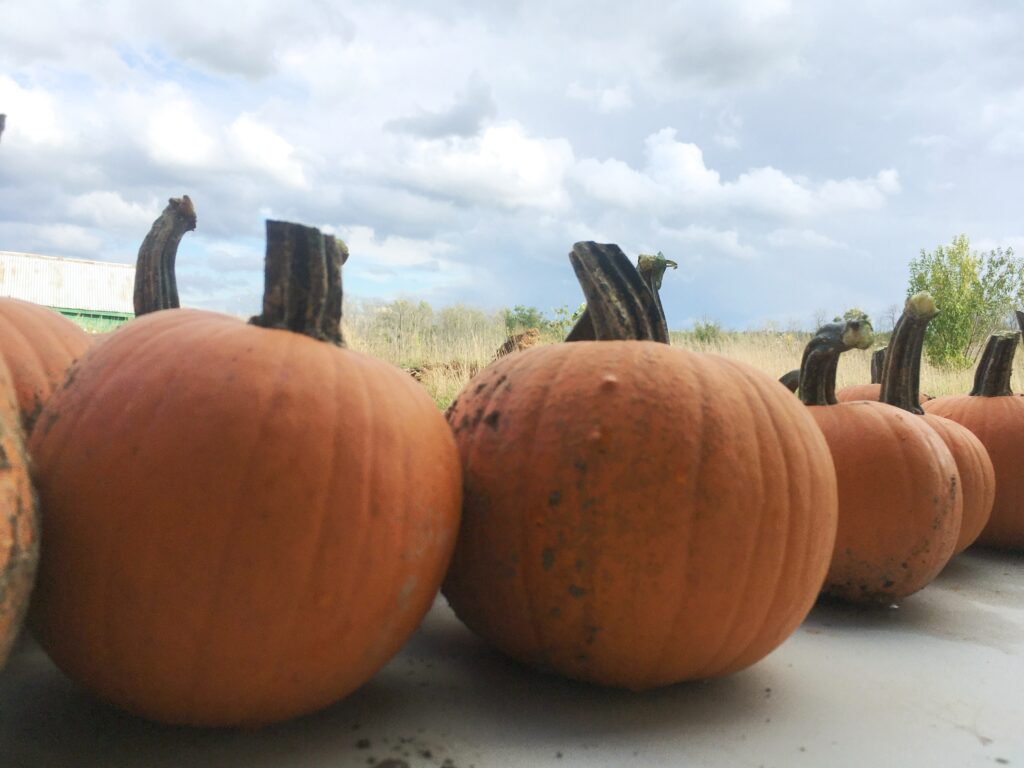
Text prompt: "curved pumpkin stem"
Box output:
[[878, 292, 937, 414], [798, 314, 874, 406], [870, 347, 886, 384], [566, 249, 673, 342], [133, 196, 197, 316], [249, 220, 347, 345], [970, 331, 1019, 397], [566, 242, 669, 343]]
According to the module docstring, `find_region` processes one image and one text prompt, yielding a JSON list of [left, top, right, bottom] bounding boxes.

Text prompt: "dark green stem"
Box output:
[[798, 317, 874, 406], [566, 250, 674, 343], [779, 369, 800, 392], [249, 220, 346, 345], [566, 242, 669, 342], [133, 196, 196, 316], [970, 332, 1019, 396], [878, 293, 937, 414], [870, 347, 886, 384]]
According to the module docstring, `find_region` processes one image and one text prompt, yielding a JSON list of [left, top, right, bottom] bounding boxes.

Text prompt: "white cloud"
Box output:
[[145, 95, 217, 168], [766, 228, 846, 250], [0, 75, 65, 146], [566, 83, 633, 113], [393, 122, 575, 211], [658, 224, 757, 260], [227, 114, 308, 189], [574, 128, 899, 218], [67, 191, 161, 232]]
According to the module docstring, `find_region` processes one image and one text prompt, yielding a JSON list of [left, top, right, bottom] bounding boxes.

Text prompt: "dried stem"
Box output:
[[249, 220, 346, 345], [566, 242, 669, 342], [878, 293, 937, 414], [798, 317, 874, 406], [133, 196, 197, 316], [969, 332, 1019, 397]]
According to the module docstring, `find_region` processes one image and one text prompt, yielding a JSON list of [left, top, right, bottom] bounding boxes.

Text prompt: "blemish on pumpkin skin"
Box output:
[[483, 411, 500, 430], [568, 584, 586, 598], [541, 548, 555, 570], [548, 490, 561, 506]]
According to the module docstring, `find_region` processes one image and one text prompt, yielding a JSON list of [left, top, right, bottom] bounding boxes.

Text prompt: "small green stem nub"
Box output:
[[798, 315, 874, 406], [249, 220, 347, 345], [133, 196, 196, 316], [878, 292, 938, 414], [566, 242, 669, 343], [970, 332, 1019, 397]]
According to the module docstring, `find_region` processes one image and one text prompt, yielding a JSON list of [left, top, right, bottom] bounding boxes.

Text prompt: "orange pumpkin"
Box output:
[[924, 332, 1024, 549], [874, 295, 993, 555], [797, 299, 961, 603], [0, 298, 90, 431], [27, 221, 462, 726], [443, 242, 839, 689], [0, 356, 38, 669]]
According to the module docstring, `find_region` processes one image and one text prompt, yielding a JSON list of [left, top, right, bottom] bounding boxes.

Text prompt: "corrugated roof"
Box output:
[[0, 251, 135, 313]]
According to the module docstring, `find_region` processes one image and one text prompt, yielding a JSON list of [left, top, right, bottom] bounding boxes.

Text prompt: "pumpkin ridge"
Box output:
[[688, 358, 770, 679], [176, 324, 297, 718], [518, 344, 577, 660], [636, 348, 706, 685], [716, 363, 800, 675]]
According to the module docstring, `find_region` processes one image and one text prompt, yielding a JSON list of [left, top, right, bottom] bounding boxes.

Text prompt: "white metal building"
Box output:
[[0, 251, 135, 331]]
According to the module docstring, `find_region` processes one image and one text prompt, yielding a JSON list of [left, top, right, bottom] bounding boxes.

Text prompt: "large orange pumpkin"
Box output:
[[797, 300, 961, 603], [0, 356, 38, 669], [0, 298, 90, 431], [443, 242, 839, 689], [924, 331, 1024, 549], [875, 294, 993, 555], [27, 221, 462, 726]]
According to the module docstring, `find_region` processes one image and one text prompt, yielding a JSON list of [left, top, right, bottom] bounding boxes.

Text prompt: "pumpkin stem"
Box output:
[[970, 331, 1019, 397], [798, 314, 874, 406], [565, 242, 670, 343], [878, 292, 937, 414], [133, 195, 197, 316], [249, 220, 347, 345], [779, 369, 800, 392], [565, 247, 672, 342], [1015, 309, 1024, 336], [870, 347, 886, 384]]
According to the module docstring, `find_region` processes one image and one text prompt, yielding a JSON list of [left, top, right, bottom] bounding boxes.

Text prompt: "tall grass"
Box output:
[[345, 301, 1021, 408]]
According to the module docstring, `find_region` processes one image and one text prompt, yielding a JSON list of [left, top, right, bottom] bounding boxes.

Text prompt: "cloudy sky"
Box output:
[[2, 0, 1023, 329]]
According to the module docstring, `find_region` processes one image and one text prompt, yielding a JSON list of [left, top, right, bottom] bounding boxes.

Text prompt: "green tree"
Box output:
[[503, 304, 546, 332], [908, 234, 1024, 368]]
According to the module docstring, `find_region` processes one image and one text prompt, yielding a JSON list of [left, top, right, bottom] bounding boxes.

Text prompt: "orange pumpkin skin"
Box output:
[[28, 309, 462, 726], [921, 413, 994, 554], [444, 342, 839, 690], [809, 401, 961, 602], [0, 298, 91, 430], [0, 357, 38, 669], [835, 384, 929, 404], [924, 395, 1024, 549]]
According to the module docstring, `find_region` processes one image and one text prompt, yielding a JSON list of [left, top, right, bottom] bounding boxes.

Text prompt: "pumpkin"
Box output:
[[443, 242, 839, 689], [0, 356, 38, 669], [875, 294, 993, 555], [797, 300, 961, 603], [0, 298, 90, 431], [924, 331, 1024, 549], [27, 221, 462, 726]]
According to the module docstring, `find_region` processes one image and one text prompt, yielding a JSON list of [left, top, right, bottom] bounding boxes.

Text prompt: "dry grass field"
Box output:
[[344, 302, 1021, 410]]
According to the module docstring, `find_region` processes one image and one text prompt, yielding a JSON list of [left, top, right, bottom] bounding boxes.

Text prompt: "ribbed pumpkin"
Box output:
[[0, 356, 38, 669], [924, 331, 1024, 550], [0, 298, 90, 431], [444, 242, 839, 689], [27, 221, 461, 726], [875, 295, 993, 555], [797, 301, 961, 603]]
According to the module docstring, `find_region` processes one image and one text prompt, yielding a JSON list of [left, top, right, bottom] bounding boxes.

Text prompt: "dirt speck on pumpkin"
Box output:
[[483, 411, 500, 429], [548, 490, 562, 506], [356, 738, 371, 749], [568, 584, 586, 598], [541, 548, 555, 570]]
